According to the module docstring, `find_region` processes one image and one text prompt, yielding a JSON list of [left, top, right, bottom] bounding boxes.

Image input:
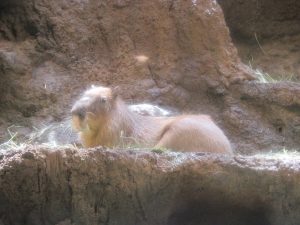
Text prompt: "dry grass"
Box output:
[[0, 123, 78, 153], [248, 61, 296, 83], [1, 123, 299, 157], [253, 69, 296, 83], [252, 33, 296, 83]]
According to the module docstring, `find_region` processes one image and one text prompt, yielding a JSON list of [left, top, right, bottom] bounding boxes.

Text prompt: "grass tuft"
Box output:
[[253, 69, 295, 83], [0, 122, 78, 153]]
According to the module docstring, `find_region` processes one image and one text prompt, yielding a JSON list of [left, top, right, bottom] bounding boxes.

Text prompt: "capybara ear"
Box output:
[[86, 112, 97, 130], [112, 86, 121, 99]]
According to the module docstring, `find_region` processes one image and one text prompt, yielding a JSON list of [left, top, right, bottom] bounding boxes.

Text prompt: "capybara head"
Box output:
[[71, 85, 117, 132]]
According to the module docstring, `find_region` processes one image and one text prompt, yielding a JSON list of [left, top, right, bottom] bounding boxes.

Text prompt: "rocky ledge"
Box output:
[[0, 146, 300, 225]]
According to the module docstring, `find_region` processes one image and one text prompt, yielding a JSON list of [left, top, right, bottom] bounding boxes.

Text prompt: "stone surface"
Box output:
[[223, 82, 300, 153], [212, 0, 300, 152], [1, 146, 300, 225]]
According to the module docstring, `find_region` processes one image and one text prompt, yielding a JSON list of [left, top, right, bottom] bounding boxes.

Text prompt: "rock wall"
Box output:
[[0, 0, 253, 114], [214, 0, 300, 153], [1, 146, 300, 225]]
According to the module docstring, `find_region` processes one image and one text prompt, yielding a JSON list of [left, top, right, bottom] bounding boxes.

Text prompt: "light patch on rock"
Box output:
[[129, 103, 172, 117]]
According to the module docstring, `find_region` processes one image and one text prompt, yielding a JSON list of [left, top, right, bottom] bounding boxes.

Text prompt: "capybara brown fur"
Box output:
[[71, 86, 232, 154]]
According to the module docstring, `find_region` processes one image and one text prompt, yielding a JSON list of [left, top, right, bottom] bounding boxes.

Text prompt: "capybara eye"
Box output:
[[77, 111, 85, 119], [71, 107, 85, 119], [100, 98, 107, 103]]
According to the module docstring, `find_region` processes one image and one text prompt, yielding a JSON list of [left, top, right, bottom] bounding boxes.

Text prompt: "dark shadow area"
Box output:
[[217, 0, 300, 41], [168, 200, 270, 225]]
